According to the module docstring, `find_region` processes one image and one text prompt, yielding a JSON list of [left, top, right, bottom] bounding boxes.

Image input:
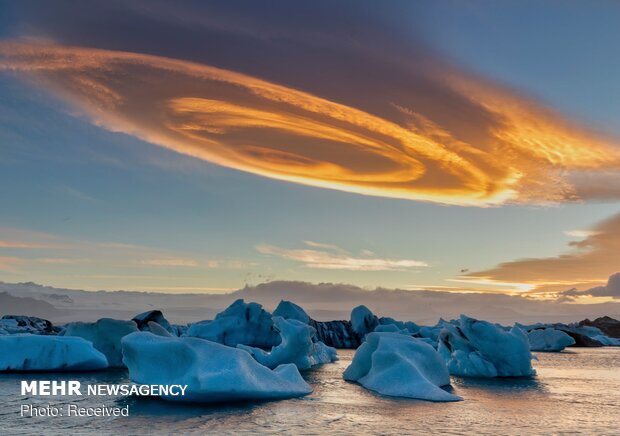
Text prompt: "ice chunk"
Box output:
[[591, 334, 620, 346], [272, 300, 310, 324], [0, 335, 108, 371], [311, 320, 360, 349], [187, 299, 280, 347], [374, 323, 407, 334], [132, 310, 175, 334], [0, 315, 56, 335], [438, 315, 534, 377], [121, 332, 312, 402], [238, 316, 337, 370], [528, 328, 575, 351], [343, 332, 461, 402], [378, 317, 420, 334], [61, 318, 139, 367], [350, 305, 379, 337], [146, 321, 173, 337]]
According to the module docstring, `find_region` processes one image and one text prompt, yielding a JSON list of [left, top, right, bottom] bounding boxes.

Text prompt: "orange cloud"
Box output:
[[1, 41, 619, 206], [465, 212, 620, 294]]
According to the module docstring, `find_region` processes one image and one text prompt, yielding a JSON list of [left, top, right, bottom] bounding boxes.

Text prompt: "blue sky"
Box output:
[[0, 1, 619, 296]]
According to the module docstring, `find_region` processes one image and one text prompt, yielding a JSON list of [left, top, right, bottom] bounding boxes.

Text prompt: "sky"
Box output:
[[0, 0, 619, 301]]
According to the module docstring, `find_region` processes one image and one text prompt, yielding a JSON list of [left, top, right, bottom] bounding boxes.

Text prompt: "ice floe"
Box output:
[[187, 299, 280, 347], [0, 335, 108, 371], [343, 332, 461, 402], [121, 332, 312, 402], [61, 318, 139, 367], [273, 300, 310, 324], [527, 328, 575, 351], [238, 316, 337, 370], [132, 310, 177, 335], [0, 315, 56, 335], [438, 315, 534, 377], [350, 305, 379, 338]]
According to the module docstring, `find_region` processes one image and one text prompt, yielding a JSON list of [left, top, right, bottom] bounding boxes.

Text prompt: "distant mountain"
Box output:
[[0, 292, 61, 319], [1, 280, 619, 325]]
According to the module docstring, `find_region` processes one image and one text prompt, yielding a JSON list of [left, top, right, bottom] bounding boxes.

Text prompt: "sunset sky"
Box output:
[[1, 1, 619, 299]]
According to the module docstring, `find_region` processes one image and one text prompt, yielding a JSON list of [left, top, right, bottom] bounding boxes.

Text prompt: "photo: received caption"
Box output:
[[21, 404, 129, 417]]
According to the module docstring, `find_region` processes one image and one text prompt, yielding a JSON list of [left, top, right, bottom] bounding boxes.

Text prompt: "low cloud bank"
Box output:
[[1, 280, 618, 325], [561, 273, 620, 299]]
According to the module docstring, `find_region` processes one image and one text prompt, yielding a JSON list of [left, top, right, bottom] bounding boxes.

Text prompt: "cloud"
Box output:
[[466, 212, 620, 292], [0, 228, 70, 250], [561, 273, 620, 299], [97, 242, 149, 250], [0, 240, 55, 249], [564, 229, 601, 238], [1, 41, 619, 206], [37, 258, 85, 265], [257, 242, 427, 271], [138, 258, 199, 267], [0, 256, 22, 271], [5, 279, 619, 325]]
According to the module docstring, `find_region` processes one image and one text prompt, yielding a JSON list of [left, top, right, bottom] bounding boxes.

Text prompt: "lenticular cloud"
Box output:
[[1, 41, 619, 206]]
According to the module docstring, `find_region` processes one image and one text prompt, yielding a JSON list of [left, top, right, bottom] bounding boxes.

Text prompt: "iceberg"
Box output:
[[238, 316, 337, 370], [146, 321, 174, 337], [591, 334, 620, 346], [187, 299, 280, 347], [350, 305, 379, 337], [61, 318, 138, 367], [374, 323, 409, 334], [272, 300, 310, 324], [311, 319, 361, 349], [438, 315, 534, 377], [343, 332, 461, 402], [121, 332, 312, 402], [132, 310, 176, 335], [378, 317, 420, 334], [517, 322, 606, 347], [527, 328, 575, 351], [0, 315, 56, 335], [0, 335, 108, 371]]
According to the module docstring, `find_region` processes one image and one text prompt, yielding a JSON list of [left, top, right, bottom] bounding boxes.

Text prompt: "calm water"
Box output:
[[1, 348, 619, 435]]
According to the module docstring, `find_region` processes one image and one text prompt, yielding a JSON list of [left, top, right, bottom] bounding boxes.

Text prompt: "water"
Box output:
[[1, 348, 619, 435]]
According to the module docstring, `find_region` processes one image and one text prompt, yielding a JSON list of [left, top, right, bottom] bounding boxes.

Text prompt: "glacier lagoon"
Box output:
[[1, 348, 618, 435]]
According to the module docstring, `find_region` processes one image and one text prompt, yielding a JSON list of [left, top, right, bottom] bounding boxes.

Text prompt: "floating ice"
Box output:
[[61, 318, 139, 367], [132, 310, 176, 335], [374, 323, 408, 334], [438, 315, 534, 377], [146, 321, 173, 337], [187, 299, 280, 347], [517, 322, 609, 347], [591, 334, 620, 346], [0, 335, 108, 371], [351, 305, 379, 337], [121, 332, 312, 402], [0, 315, 55, 335], [311, 319, 360, 349], [272, 300, 310, 324], [238, 316, 337, 370], [527, 328, 575, 351], [343, 332, 461, 402], [378, 317, 420, 334]]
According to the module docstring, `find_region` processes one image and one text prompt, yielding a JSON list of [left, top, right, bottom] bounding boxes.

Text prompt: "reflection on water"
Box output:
[[1, 348, 619, 434]]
